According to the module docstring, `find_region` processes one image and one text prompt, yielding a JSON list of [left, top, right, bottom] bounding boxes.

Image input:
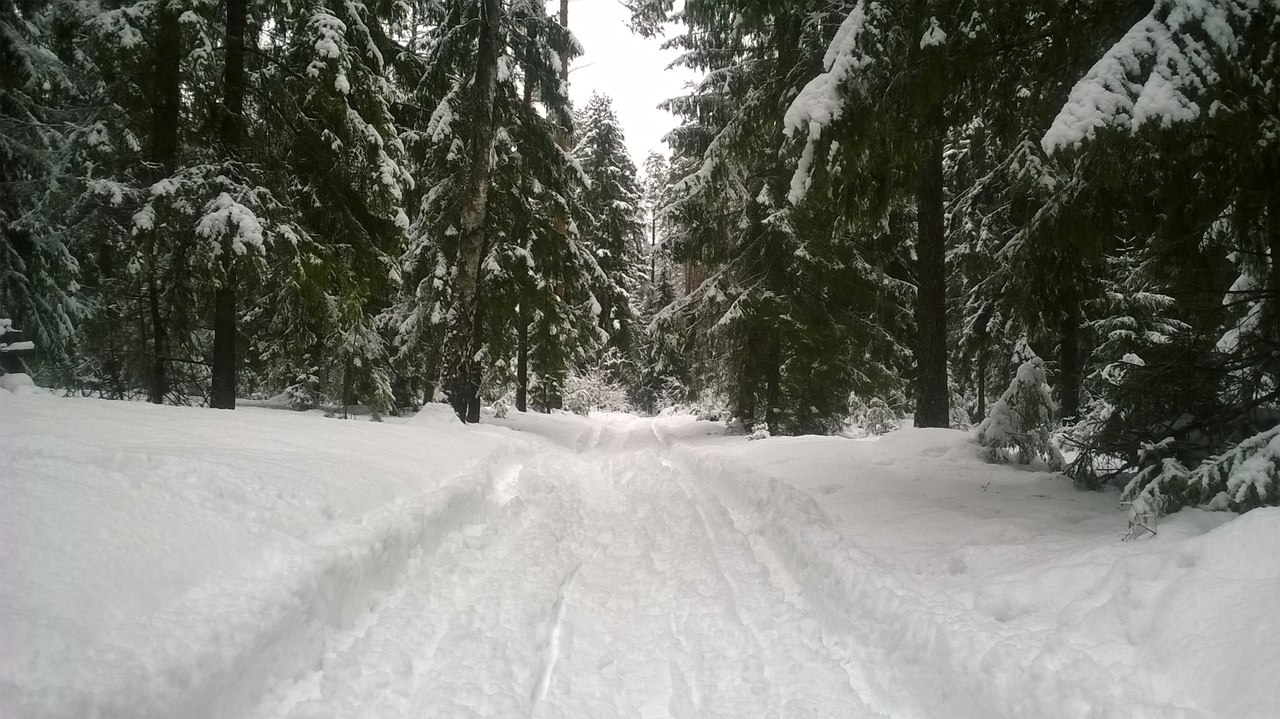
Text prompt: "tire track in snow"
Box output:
[[254, 419, 880, 719], [676, 447, 1207, 719], [248, 455, 575, 718], [534, 447, 877, 718]]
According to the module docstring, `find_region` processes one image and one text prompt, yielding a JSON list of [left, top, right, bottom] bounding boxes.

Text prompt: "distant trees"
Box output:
[[623, 0, 1277, 512]]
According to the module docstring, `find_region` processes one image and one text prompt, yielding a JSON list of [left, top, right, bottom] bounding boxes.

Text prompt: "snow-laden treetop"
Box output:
[[1043, 0, 1277, 152]]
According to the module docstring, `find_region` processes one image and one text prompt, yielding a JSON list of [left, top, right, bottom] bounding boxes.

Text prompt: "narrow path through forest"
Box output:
[[251, 419, 879, 719]]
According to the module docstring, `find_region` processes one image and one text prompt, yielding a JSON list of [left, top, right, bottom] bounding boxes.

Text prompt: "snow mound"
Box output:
[[1, 372, 37, 395], [411, 402, 461, 427]]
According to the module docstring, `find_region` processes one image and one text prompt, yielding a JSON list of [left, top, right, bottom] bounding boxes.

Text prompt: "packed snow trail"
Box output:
[[252, 420, 877, 719], [10, 397, 1275, 719]]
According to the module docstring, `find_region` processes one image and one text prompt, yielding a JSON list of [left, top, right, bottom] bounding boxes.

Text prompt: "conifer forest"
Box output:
[[3, 0, 1279, 517]]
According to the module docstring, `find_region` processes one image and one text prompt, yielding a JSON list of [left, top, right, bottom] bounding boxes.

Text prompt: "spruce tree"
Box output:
[[574, 93, 644, 357]]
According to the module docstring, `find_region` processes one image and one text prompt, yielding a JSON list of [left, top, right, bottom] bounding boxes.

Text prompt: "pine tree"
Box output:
[[574, 93, 644, 357], [978, 340, 1065, 469], [0, 0, 84, 380], [631, 0, 915, 434], [388, 0, 597, 420], [1044, 0, 1280, 509]]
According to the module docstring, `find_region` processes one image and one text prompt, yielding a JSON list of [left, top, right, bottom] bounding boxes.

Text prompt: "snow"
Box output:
[[783, 1, 878, 203], [0, 373, 36, 395], [1041, 0, 1268, 152], [919, 17, 947, 48], [2, 398, 1277, 718], [196, 192, 267, 256]]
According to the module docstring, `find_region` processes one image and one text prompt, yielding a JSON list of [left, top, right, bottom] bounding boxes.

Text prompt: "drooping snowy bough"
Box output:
[[1042, 0, 1279, 153], [1044, 0, 1280, 513]]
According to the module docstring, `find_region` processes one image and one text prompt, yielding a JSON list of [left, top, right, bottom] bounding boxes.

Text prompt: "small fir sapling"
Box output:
[[849, 395, 898, 436], [977, 340, 1065, 469]]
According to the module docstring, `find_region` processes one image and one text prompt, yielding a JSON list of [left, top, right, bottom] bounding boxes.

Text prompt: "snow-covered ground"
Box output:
[[2, 392, 1277, 718]]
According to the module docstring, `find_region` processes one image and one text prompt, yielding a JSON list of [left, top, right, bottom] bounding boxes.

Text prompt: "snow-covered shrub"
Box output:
[[563, 369, 631, 416], [978, 349, 1065, 470], [280, 368, 321, 411], [1124, 425, 1280, 514], [747, 424, 770, 441], [849, 396, 898, 436], [696, 407, 728, 422], [949, 390, 973, 430], [1, 318, 37, 393], [0, 318, 35, 365], [492, 398, 508, 419]]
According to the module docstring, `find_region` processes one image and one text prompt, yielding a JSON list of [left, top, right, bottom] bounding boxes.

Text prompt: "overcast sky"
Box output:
[[565, 0, 696, 165]]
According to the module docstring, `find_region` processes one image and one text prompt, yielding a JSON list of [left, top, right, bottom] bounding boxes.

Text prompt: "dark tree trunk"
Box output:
[[341, 354, 354, 419], [210, 0, 248, 409], [1059, 290, 1081, 421], [914, 128, 950, 428], [211, 262, 237, 407], [516, 301, 528, 412], [650, 213, 657, 285], [558, 0, 570, 82], [1266, 160, 1280, 350], [511, 57, 536, 414], [977, 335, 988, 422], [441, 0, 501, 423], [145, 0, 182, 404], [764, 327, 782, 434], [466, 306, 484, 423], [148, 276, 168, 403]]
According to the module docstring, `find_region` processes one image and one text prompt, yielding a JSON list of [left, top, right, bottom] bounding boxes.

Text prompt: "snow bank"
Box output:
[[0, 395, 538, 719], [666, 423, 1278, 719], [410, 401, 461, 427], [0, 372, 36, 396]]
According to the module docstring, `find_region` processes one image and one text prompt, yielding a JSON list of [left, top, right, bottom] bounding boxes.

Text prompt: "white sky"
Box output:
[[565, 0, 696, 165]]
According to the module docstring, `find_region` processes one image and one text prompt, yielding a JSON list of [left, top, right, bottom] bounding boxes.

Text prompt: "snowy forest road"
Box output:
[[251, 418, 878, 719], [10, 398, 1271, 719]]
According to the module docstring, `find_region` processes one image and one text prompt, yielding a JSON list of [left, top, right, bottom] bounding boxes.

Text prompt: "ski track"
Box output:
[[251, 419, 878, 719]]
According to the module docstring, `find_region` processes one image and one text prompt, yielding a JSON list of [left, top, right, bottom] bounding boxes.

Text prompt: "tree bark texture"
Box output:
[[210, 0, 248, 410], [441, 0, 501, 422], [145, 0, 182, 404], [977, 333, 988, 423], [914, 129, 950, 428], [1059, 290, 1081, 421], [513, 73, 535, 414]]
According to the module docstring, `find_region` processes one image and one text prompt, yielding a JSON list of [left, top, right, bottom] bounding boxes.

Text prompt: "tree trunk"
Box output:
[[914, 127, 950, 428], [1059, 289, 1081, 421], [145, 0, 182, 404], [147, 276, 168, 403], [211, 262, 237, 407], [516, 300, 528, 412], [558, 0, 570, 82], [441, 0, 501, 422], [1266, 160, 1280, 352], [466, 305, 484, 423], [210, 0, 248, 410], [764, 327, 782, 434], [650, 211, 657, 285], [512, 70, 535, 414], [341, 354, 354, 419], [977, 333, 987, 422]]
